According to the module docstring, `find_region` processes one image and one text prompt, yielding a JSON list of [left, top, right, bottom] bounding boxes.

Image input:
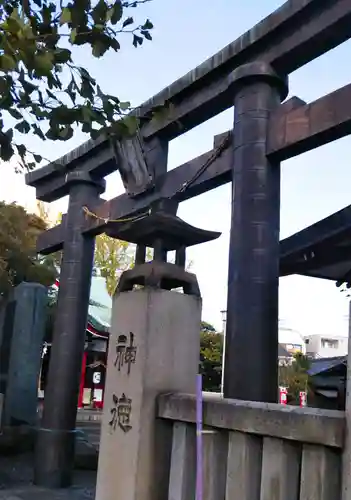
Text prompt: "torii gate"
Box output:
[[26, 0, 351, 488]]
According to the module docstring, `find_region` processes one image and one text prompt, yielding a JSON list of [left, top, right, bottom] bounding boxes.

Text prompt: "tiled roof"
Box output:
[[308, 356, 347, 376]]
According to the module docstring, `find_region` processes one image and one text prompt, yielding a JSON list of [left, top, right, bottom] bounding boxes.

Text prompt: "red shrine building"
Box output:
[[39, 275, 112, 409]]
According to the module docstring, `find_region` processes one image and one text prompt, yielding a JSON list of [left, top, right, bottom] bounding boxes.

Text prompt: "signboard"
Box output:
[[93, 388, 103, 402], [283, 343, 303, 354]]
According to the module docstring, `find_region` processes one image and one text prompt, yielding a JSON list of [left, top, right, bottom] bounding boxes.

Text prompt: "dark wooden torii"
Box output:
[[26, 0, 351, 488]]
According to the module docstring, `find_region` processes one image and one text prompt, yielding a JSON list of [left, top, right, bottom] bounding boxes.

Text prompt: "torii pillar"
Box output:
[[34, 172, 105, 488], [224, 62, 288, 402]]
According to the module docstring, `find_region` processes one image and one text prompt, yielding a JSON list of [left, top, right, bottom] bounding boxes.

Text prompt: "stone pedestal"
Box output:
[[96, 288, 201, 500], [5, 283, 47, 426], [0, 298, 16, 408]]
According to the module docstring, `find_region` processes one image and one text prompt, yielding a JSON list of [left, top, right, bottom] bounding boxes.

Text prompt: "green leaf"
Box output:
[[0, 141, 14, 162], [46, 89, 58, 101], [142, 19, 153, 30], [92, 40, 108, 58], [82, 105, 93, 124], [46, 127, 58, 140], [102, 99, 114, 119], [70, 28, 77, 44], [15, 121, 31, 134], [133, 34, 143, 47], [67, 78, 77, 104], [92, 0, 108, 23], [79, 67, 95, 83], [81, 78, 94, 100], [54, 48, 72, 64], [119, 101, 130, 111], [122, 115, 138, 135], [0, 55, 17, 72], [90, 129, 101, 140], [7, 17, 22, 34], [110, 38, 120, 51], [82, 122, 92, 133], [5, 128, 13, 142], [21, 80, 37, 94], [58, 126, 74, 140], [110, 1, 123, 24], [17, 144, 26, 157], [8, 109, 22, 120], [141, 30, 152, 41], [122, 17, 134, 28], [33, 154, 42, 163], [33, 124, 46, 140], [60, 7, 71, 25], [34, 52, 54, 75]]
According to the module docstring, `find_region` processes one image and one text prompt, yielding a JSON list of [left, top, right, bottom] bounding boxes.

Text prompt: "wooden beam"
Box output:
[[27, 0, 351, 184], [27, 147, 115, 203], [26, 136, 168, 203], [36, 140, 231, 254], [280, 245, 351, 277], [267, 82, 351, 160], [213, 95, 306, 147], [37, 84, 351, 254], [142, 0, 351, 140], [216, 83, 351, 161], [279, 204, 351, 260]]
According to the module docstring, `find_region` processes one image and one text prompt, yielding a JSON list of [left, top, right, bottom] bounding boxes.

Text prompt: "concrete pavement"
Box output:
[[0, 453, 96, 500], [0, 410, 102, 499]]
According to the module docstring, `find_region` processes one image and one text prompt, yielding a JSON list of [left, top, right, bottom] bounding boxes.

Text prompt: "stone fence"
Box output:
[[158, 392, 344, 500]]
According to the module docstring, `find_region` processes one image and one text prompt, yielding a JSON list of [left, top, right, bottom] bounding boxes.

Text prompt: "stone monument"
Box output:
[[0, 297, 16, 424], [95, 199, 220, 500], [4, 282, 47, 426]]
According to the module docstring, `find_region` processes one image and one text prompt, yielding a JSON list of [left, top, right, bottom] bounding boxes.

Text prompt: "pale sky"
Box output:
[[2, 0, 351, 334]]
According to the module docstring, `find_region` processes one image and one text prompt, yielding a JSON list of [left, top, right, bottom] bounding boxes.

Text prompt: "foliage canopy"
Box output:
[[0, 0, 155, 170], [200, 321, 223, 392], [0, 201, 56, 296]]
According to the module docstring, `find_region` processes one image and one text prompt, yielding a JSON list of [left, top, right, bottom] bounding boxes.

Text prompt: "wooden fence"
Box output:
[[158, 393, 345, 500]]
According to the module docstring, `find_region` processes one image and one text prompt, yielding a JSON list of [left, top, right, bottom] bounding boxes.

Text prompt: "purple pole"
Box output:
[[196, 374, 203, 500]]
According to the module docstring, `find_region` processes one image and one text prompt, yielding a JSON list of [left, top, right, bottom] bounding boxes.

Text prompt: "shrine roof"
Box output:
[[279, 204, 351, 283], [88, 275, 112, 334], [54, 275, 112, 337]]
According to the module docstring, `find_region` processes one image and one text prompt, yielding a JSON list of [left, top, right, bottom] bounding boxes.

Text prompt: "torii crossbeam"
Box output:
[[26, 0, 351, 488]]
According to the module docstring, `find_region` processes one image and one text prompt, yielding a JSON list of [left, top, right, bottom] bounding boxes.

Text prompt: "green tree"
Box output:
[[200, 321, 223, 392], [0, 201, 57, 296], [279, 352, 310, 405], [93, 232, 135, 295], [0, 0, 156, 170]]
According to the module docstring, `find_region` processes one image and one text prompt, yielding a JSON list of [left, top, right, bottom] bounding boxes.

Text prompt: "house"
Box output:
[[308, 356, 347, 409], [304, 334, 348, 358], [278, 344, 294, 366]]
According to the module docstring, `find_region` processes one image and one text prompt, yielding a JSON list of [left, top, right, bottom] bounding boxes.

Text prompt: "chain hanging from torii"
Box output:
[[85, 128, 232, 225]]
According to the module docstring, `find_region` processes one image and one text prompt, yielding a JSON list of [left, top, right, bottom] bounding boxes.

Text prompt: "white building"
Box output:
[[220, 313, 305, 355], [304, 334, 348, 358], [279, 325, 306, 355]]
